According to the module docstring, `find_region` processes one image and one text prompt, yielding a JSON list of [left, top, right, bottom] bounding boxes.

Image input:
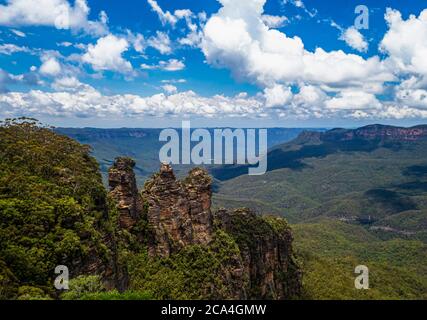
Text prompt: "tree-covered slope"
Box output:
[[0, 118, 118, 299], [293, 219, 427, 300]]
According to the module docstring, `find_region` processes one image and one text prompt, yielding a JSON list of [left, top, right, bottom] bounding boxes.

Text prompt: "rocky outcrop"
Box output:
[[109, 157, 143, 230], [183, 168, 214, 245], [71, 232, 128, 291], [107, 160, 302, 299], [142, 163, 193, 256], [215, 208, 302, 299], [142, 164, 213, 257]]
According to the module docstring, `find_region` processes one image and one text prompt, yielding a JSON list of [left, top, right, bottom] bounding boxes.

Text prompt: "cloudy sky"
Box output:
[[1, 0, 427, 127]]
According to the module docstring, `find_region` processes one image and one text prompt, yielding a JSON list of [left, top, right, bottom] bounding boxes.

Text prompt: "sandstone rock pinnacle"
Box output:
[[109, 157, 143, 230]]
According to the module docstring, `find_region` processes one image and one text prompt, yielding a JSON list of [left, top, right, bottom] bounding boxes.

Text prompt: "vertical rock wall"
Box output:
[[108, 158, 143, 230]]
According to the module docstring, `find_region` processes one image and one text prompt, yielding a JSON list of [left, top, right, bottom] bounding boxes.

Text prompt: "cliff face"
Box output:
[[215, 209, 302, 299], [351, 125, 427, 141], [108, 158, 302, 299], [183, 167, 214, 246], [323, 124, 427, 142], [142, 164, 213, 257], [108, 158, 143, 230]]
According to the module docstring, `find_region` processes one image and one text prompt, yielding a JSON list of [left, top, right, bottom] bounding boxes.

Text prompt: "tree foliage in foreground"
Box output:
[[0, 118, 112, 299]]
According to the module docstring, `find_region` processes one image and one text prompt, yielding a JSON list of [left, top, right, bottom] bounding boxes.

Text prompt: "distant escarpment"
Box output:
[[108, 159, 301, 299], [291, 124, 427, 146], [211, 124, 427, 182], [323, 124, 427, 142]]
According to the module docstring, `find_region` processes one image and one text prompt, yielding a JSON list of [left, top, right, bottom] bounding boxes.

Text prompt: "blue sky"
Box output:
[[1, 0, 427, 127]]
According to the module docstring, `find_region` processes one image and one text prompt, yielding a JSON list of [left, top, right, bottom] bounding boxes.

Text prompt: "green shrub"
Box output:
[[61, 275, 105, 300], [17, 286, 52, 300]]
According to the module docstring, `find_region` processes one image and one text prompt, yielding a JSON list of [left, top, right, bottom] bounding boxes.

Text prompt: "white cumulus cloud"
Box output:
[[0, 0, 108, 36], [1, 78, 427, 120], [263, 84, 293, 107], [381, 8, 427, 77], [51, 76, 91, 92], [0, 83, 265, 118], [339, 27, 368, 52], [394, 77, 427, 110], [82, 34, 133, 73], [40, 56, 62, 76], [201, 0, 392, 91], [326, 90, 382, 110]]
